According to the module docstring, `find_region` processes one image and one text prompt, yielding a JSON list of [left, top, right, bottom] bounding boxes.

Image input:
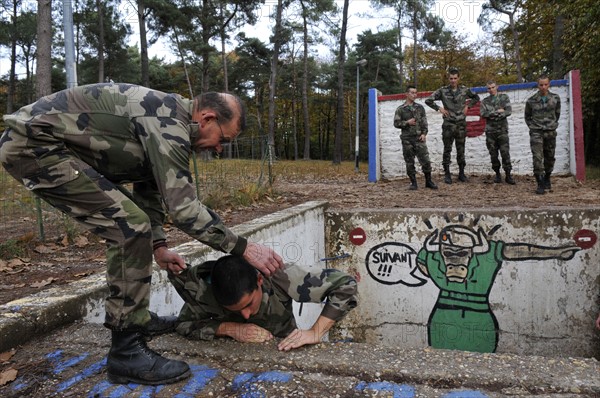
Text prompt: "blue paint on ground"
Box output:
[[355, 381, 416, 398], [53, 352, 89, 374], [173, 364, 219, 397], [87, 380, 113, 397], [56, 357, 107, 392]]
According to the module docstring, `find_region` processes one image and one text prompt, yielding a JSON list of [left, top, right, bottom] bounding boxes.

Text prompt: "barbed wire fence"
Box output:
[[0, 135, 275, 247]]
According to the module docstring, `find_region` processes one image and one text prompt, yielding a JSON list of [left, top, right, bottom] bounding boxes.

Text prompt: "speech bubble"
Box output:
[[365, 242, 427, 286]]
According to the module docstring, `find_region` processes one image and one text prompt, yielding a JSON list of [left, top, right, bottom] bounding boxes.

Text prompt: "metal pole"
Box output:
[[63, 0, 77, 88], [355, 64, 360, 172]]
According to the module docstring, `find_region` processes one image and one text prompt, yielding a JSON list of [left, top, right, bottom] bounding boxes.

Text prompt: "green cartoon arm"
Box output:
[[502, 243, 580, 261]]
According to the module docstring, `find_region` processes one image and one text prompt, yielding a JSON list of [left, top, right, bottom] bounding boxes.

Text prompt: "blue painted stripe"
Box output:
[[368, 88, 379, 182], [87, 380, 113, 397], [56, 357, 107, 392], [173, 364, 219, 398], [356, 381, 416, 398], [53, 353, 89, 374]]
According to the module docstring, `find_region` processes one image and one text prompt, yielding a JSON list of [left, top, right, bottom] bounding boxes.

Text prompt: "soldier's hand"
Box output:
[[278, 329, 320, 351], [243, 242, 283, 276], [439, 107, 449, 117], [153, 247, 187, 274], [418, 134, 426, 142], [230, 324, 273, 343], [407, 118, 416, 126]]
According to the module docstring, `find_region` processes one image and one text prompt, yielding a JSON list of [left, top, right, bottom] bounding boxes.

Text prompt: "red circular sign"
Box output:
[[573, 229, 597, 249], [349, 227, 367, 246]]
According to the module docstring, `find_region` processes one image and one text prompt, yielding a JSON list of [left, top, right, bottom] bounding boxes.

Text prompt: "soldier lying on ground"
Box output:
[[169, 255, 358, 351]]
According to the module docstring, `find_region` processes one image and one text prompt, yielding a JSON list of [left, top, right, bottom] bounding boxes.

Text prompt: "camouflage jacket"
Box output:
[[169, 261, 358, 340], [393, 102, 428, 137], [1, 83, 245, 255], [480, 93, 512, 130], [524, 91, 561, 131], [425, 85, 480, 123]]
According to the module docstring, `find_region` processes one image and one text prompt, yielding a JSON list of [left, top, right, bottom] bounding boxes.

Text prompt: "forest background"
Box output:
[[0, 0, 599, 166]]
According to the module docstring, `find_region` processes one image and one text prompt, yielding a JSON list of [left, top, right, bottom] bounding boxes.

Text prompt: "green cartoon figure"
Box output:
[[417, 225, 580, 353]]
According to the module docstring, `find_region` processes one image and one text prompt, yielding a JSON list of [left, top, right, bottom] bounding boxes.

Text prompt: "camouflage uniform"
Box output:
[[393, 101, 432, 175], [425, 85, 480, 168], [524, 91, 561, 176], [0, 83, 246, 331], [169, 262, 358, 340], [480, 93, 513, 173]]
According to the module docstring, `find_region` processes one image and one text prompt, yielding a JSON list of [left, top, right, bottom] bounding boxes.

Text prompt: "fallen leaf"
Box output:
[[0, 349, 16, 362], [7, 259, 25, 267], [30, 278, 55, 288], [34, 245, 55, 254], [61, 235, 69, 246], [0, 368, 18, 386], [74, 235, 89, 247], [74, 272, 91, 278]]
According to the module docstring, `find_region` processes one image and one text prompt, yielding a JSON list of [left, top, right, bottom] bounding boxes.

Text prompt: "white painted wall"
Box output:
[[327, 208, 600, 357], [378, 84, 571, 178]]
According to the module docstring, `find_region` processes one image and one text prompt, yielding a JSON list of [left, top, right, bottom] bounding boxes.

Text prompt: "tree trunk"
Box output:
[[552, 13, 564, 79], [36, 0, 52, 98], [301, 4, 311, 160], [267, 0, 284, 165], [333, 0, 349, 164], [138, 0, 149, 86], [507, 12, 522, 82], [6, 0, 18, 113], [96, 0, 105, 82]]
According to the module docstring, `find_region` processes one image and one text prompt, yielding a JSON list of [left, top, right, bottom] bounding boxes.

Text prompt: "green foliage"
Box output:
[[0, 239, 26, 259]]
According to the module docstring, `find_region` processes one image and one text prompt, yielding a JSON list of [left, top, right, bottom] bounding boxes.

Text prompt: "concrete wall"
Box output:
[[326, 207, 600, 357], [369, 73, 585, 181]]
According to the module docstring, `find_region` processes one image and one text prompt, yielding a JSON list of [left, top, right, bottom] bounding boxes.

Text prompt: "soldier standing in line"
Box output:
[[480, 80, 515, 184], [524, 75, 561, 194], [0, 83, 284, 385], [393, 85, 438, 190], [425, 68, 480, 184]]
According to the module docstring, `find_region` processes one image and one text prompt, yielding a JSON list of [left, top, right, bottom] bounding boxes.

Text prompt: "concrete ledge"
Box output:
[[0, 273, 107, 352]]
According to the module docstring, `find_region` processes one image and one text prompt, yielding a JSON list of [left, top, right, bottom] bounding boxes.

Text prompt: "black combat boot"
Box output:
[[443, 165, 452, 184], [493, 168, 501, 183], [543, 172, 552, 190], [505, 170, 515, 185], [107, 331, 191, 385], [458, 165, 468, 182], [146, 311, 177, 336], [425, 173, 438, 190], [408, 175, 418, 190], [535, 174, 545, 195]]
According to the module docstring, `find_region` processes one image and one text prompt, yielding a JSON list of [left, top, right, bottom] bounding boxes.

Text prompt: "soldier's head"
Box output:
[[486, 80, 498, 96], [447, 68, 460, 88], [211, 255, 263, 319], [192, 92, 247, 154], [537, 75, 550, 96], [406, 85, 417, 102]]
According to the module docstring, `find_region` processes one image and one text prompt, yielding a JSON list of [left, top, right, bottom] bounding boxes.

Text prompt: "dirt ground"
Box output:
[[1, 172, 599, 305]]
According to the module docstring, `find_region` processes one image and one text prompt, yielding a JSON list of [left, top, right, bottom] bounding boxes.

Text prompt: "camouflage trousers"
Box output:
[[441, 120, 467, 167], [401, 135, 432, 175], [0, 128, 153, 331], [529, 129, 557, 176], [485, 128, 512, 172]]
